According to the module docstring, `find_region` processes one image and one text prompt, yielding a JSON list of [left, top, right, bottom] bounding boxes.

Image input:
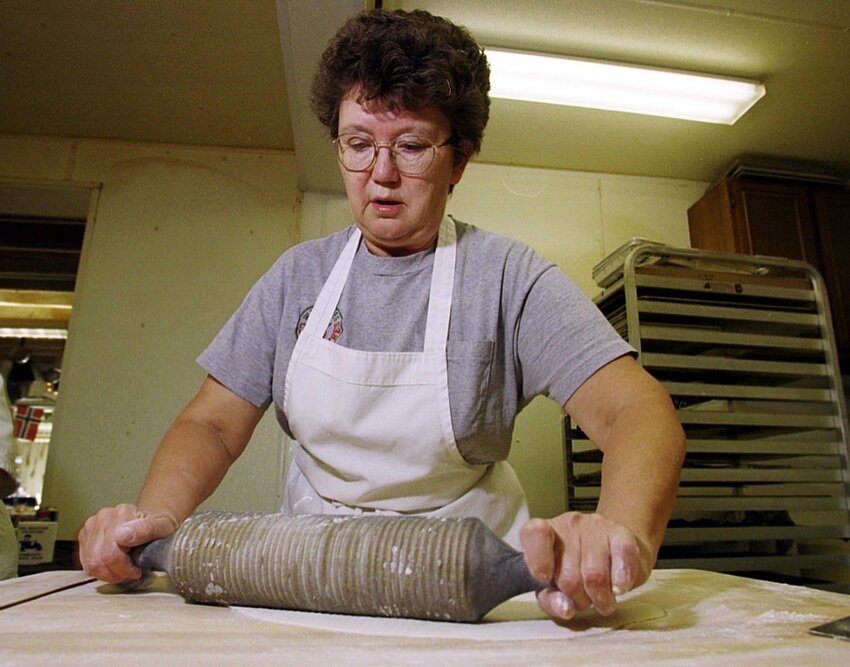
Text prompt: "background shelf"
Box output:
[[567, 244, 850, 591]]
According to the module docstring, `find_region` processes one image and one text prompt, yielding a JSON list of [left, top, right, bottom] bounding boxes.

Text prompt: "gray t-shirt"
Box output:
[[198, 218, 633, 464]]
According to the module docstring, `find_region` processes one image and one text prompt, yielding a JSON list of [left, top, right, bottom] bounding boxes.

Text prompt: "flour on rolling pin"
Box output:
[[132, 511, 546, 622]]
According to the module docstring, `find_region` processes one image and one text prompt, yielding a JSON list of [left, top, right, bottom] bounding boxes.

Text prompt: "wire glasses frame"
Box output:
[[334, 134, 454, 176]]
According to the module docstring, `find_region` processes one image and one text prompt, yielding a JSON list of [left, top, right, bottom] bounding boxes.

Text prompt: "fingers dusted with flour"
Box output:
[[521, 512, 650, 620]]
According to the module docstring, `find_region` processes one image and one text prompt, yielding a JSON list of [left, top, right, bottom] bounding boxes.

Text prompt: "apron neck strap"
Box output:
[[303, 217, 457, 351], [423, 216, 456, 352], [301, 227, 361, 338]]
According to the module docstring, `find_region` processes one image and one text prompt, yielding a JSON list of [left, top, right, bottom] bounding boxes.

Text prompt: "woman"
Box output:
[[79, 9, 685, 622]]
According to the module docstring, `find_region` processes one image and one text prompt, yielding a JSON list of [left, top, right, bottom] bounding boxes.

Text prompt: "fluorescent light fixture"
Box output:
[[485, 48, 765, 124], [0, 327, 68, 340], [0, 300, 72, 310]]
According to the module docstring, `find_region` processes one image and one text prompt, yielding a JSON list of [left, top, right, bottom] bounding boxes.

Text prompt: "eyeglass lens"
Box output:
[[336, 135, 438, 175]]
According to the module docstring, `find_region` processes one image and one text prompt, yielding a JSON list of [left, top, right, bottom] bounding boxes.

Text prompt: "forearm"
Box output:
[[79, 378, 260, 583], [135, 376, 262, 527], [522, 388, 683, 621], [136, 416, 239, 526], [595, 389, 685, 557]]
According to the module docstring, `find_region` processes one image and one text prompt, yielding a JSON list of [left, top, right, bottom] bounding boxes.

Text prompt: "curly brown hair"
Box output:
[[311, 9, 490, 158]]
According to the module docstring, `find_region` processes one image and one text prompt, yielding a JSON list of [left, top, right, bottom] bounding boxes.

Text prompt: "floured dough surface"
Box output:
[[231, 592, 666, 640]]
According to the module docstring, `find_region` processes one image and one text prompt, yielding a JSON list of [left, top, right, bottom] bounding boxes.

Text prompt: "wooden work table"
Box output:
[[2, 568, 849, 665]]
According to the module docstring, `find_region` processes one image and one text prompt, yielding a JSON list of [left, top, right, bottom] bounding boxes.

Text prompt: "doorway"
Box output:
[[1, 182, 90, 508]]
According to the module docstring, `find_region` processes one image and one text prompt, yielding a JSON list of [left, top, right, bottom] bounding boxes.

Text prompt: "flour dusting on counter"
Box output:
[[230, 593, 667, 641]]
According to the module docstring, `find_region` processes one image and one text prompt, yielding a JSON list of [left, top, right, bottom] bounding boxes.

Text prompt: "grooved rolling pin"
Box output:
[[130, 511, 546, 622]]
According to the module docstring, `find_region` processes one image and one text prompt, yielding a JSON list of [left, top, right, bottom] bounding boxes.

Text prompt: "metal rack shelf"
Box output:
[[566, 243, 850, 590]]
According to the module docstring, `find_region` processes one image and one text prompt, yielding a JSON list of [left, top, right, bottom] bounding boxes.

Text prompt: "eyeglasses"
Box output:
[[334, 134, 453, 176]]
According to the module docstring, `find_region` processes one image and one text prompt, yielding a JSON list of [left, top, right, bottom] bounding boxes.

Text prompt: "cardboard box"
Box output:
[[15, 521, 57, 564]]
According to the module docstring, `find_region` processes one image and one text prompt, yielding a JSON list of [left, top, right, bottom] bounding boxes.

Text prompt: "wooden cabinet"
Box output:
[[810, 189, 850, 368], [688, 177, 850, 371]]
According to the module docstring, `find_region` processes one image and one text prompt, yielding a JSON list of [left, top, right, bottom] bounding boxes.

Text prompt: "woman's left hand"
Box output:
[[520, 511, 653, 620]]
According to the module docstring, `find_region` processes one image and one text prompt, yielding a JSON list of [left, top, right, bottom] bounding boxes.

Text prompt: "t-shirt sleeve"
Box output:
[[516, 267, 635, 407], [196, 259, 286, 410]]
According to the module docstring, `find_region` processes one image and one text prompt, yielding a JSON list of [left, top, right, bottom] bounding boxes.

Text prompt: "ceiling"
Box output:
[[2, 0, 850, 195]]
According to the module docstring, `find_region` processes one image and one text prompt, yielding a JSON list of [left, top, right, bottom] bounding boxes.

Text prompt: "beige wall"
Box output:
[[2, 133, 705, 539], [1, 134, 301, 539]]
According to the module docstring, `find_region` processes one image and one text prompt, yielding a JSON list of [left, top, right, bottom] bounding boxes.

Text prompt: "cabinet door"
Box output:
[[811, 189, 850, 358], [730, 180, 821, 267], [688, 177, 849, 369], [687, 179, 741, 253]]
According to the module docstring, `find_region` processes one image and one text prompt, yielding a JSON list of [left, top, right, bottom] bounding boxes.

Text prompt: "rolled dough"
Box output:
[[231, 592, 666, 640]]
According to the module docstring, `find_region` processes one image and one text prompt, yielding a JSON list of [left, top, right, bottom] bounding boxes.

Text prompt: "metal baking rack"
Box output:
[[565, 243, 850, 591]]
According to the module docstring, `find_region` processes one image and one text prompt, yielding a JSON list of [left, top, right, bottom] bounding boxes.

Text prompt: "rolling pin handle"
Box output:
[[121, 535, 174, 591], [467, 522, 551, 619]]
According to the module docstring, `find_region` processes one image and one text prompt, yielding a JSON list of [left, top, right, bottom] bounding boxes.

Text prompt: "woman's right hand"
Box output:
[[77, 503, 179, 584]]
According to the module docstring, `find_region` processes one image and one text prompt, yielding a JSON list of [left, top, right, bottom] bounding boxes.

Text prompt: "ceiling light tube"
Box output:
[[0, 327, 68, 340], [0, 301, 73, 310], [485, 48, 765, 124]]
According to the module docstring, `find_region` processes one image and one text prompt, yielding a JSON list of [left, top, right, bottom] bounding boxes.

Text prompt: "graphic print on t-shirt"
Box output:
[[296, 306, 344, 342]]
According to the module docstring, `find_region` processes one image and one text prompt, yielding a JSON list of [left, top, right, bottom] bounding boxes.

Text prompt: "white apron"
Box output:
[[282, 216, 529, 548]]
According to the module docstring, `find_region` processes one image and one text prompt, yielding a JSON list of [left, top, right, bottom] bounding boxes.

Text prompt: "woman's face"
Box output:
[[337, 89, 470, 256]]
